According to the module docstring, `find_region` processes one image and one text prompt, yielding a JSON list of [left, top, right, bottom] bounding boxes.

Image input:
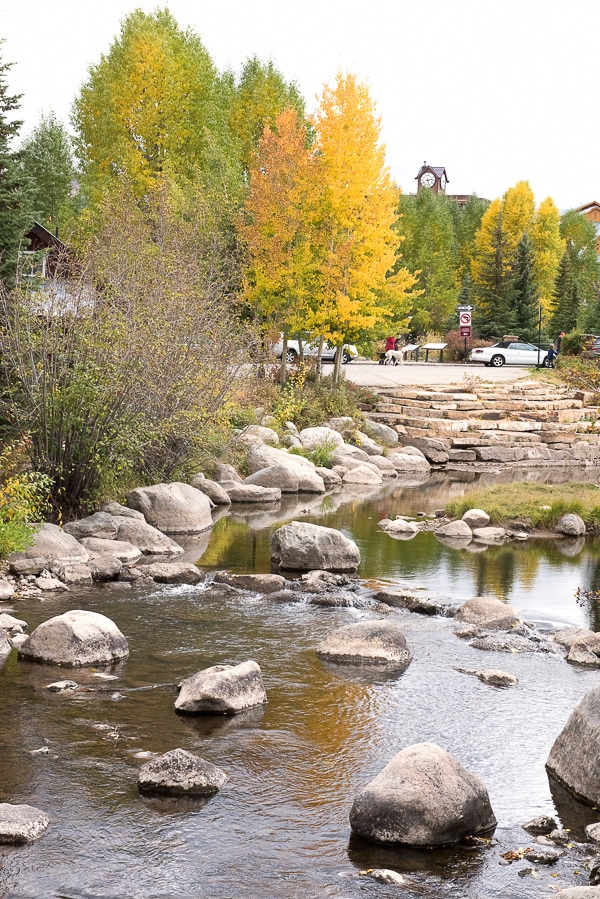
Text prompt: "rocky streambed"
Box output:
[[3, 430, 600, 896]]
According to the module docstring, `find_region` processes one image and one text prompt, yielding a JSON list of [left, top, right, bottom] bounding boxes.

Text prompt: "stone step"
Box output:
[[392, 416, 469, 432], [376, 404, 447, 419]]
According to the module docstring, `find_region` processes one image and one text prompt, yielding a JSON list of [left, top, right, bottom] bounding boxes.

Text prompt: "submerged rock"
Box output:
[[522, 815, 557, 835], [175, 660, 267, 715], [137, 562, 202, 585], [137, 748, 227, 796], [349, 742, 497, 847], [362, 869, 406, 885], [316, 620, 412, 669], [455, 667, 518, 687], [18, 610, 129, 667], [0, 803, 49, 844]]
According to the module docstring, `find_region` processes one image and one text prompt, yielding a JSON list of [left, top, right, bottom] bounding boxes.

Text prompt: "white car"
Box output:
[[469, 341, 550, 368], [272, 336, 358, 364]]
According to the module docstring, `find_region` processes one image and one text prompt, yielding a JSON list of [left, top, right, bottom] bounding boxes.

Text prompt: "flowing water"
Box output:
[[2, 467, 600, 898]]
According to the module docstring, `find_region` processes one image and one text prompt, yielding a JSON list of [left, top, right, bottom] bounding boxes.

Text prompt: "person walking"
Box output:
[[546, 344, 557, 368], [556, 332, 565, 354]]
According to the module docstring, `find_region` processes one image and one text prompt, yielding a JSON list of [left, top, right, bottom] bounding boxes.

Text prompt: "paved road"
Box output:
[[342, 361, 530, 388]]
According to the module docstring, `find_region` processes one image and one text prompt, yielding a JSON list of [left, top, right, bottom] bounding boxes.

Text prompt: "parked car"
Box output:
[[272, 336, 358, 364], [469, 341, 550, 368]]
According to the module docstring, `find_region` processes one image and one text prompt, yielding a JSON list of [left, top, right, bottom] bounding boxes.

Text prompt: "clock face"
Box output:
[[440, 174, 446, 189], [420, 172, 436, 188]]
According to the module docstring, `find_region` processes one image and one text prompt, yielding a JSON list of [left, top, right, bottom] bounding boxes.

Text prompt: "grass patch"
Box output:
[[446, 482, 600, 530]]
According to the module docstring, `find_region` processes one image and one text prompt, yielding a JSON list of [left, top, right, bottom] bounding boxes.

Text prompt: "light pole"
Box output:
[[536, 305, 542, 368]]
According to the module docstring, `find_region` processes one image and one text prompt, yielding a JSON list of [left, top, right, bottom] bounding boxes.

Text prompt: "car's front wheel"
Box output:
[[342, 351, 352, 364], [542, 356, 552, 368], [285, 348, 298, 363], [490, 354, 505, 367]]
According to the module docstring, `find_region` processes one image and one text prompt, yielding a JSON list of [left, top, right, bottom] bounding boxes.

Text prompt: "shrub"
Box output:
[[0, 440, 52, 556], [290, 435, 338, 468], [561, 331, 587, 356], [443, 329, 491, 362]]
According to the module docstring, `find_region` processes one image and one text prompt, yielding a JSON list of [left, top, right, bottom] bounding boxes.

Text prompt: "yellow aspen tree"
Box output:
[[502, 181, 536, 258], [241, 107, 316, 383], [531, 197, 565, 313], [311, 73, 416, 383]]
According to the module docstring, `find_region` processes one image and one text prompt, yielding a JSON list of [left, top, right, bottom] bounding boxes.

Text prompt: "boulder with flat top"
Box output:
[[271, 521, 360, 571], [127, 483, 213, 534]]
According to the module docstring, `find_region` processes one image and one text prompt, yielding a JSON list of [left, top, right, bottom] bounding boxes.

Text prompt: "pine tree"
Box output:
[[471, 201, 514, 338], [0, 44, 33, 282], [20, 111, 76, 235], [509, 234, 539, 342], [550, 248, 579, 335]]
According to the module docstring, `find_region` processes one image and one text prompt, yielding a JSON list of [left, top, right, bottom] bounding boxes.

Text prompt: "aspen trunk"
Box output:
[[332, 343, 343, 387], [315, 335, 324, 384], [280, 334, 288, 387]]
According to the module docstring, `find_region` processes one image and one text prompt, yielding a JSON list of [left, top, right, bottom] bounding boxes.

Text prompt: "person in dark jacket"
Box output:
[[546, 344, 557, 368], [556, 332, 565, 354]]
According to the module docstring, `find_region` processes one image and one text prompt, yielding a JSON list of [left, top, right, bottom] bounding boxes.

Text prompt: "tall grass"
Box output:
[[446, 483, 600, 530]]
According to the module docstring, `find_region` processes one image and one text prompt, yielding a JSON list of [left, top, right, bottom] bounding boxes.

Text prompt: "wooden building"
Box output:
[[577, 201, 600, 254]]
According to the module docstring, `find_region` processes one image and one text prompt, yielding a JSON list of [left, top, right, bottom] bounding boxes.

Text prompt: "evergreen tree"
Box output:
[[471, 202, 514, 339], [550, 248, 579, 335], [20, 111, 76, 235], [509, 234, 539, 341], [0, 43, 33, 282]]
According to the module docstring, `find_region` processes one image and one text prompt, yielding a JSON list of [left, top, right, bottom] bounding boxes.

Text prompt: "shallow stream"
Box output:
[[2, 466, 600, 898]]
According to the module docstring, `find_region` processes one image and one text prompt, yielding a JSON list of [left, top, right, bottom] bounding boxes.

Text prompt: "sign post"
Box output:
[[458, 309, 472, 362]]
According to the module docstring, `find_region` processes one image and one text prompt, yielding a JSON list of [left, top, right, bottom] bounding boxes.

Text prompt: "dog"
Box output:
[[384, 349, 404, 366]]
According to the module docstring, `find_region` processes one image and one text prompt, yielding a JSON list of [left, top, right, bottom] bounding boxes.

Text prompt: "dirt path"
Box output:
[[343, 361, 531, 389]]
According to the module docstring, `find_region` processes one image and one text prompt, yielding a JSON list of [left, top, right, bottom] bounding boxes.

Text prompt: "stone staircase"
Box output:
[[366, 381, 600, 465]]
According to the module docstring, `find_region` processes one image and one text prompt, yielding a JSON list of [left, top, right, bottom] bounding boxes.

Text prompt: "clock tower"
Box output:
[[416, 162, 448, 195]]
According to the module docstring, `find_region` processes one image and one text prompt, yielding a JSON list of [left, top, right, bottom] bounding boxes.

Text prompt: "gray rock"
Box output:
[[455, 668, 518, 687], [271, 521, 361, 571], [0, 627, 10, 659], [349, 431, 383, 456], [175, 660, 267, 715], [317, 620, 412, 668], [189, 475, 231, 505], [0, 579, 14, 600], [379, 518, 419, 537], [314, 467, 342, 489], [436, 520, 472, 539], [34, 575, 68, 591], [387, 451, 431, 472], [49, 561, 93, 586], [585, 823, 600, 843], [225, 483, 281, 503], [568, 636, 600, 668], [556, 513, 586, 537], [136, 562, 202, 585], [522, 815, 557, 835], [470, 634, 539, 653], [472, 527, 507, 544], [331, 446, 370, 465], [327, 416, 356, 433], [137, 748, 227, 796], [462, 509, 490, 529], [455, 596, 519, 630], [523, 846, 562, 865], [89, 553, 123, 582], [9, 557, 48, 577], [212, 463, 244, 485], [63, 512, 118, 541], [298, 426, 345, 451], [365, 455, 397, 477], [363, 869, 406, 885], [553, 626, 596, 650], [115, 518, 184, 555], [246, 445, 326, 493], [18, 609, 129, 667], [554, 889, 600, 898], [375, 588, 448, 616], [0, 613, 27, 635], [243, 425, 279, 445], [100, 501, 145, 520], [342, 465, 382, 486], [362, 420, 399, 446], [547, 687, 600, 804], [47, 680, 78, 692], [0, 803, 49, 844], [548, 828, 570, 844], [10, 523, 89, 565], [244, 465, 300, 493], [79, 538, 141, 565], [10, 633, 28, 650], [127, 482, 213, 535], [349, 742, 496, 847], [400, 437, 449, 464], [299, 570, 357, 593], [591, 859, 600, 886], [213, 573, 287, 594]]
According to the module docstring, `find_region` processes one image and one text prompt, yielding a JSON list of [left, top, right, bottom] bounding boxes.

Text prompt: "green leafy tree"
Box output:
[[397, 189, 458, 333], [19, 111, 76, 234], [0, 43, 34, 282], [556, 209, 600, 333], [450, 194, 488, 283], [72, 9, 240, 203], [229, 56, 306, 174]]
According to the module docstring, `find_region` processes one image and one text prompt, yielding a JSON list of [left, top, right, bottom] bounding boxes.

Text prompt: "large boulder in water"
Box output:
[[0, 803, 50, 844], [246, 444, 325, 493], [546, 687, 600, 804], [349, 742, 497, 847], [18, 610, 129, 667], [127, 482, 212, 535], [316, 620, 412, 669], [454, 596, 519, 631], [9, 522, 89, 565], [175, 660, 267, 714], [137, 748, 227, 796], [271, 521, 360, 571]]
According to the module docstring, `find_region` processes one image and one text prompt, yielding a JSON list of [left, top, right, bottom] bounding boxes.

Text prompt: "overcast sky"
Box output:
[[1, 0, 597, 210]]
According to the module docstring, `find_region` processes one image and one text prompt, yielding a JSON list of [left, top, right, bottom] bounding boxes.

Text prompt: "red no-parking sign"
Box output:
[[459, 310, 472, 338]]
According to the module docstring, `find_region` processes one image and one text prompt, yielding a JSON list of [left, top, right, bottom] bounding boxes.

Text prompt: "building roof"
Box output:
[[26, 221, 67, 253], [577, 201, 600, 214], [415, 162, 449, 182]]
